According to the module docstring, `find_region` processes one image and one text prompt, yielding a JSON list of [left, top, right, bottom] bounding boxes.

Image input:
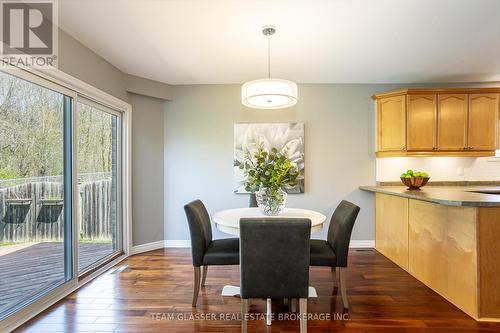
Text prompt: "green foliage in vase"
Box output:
[[239, 143, 302, 194]]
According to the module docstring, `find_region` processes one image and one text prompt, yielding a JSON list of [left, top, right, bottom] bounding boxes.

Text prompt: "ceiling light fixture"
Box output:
[[241, 25, 298, 109]]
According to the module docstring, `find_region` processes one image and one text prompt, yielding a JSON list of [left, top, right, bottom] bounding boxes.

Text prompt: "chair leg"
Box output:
[[192, 266, 201, 307], [266, 298, 272, 326], [339, 267, 349, 309], [241, 298, 248, 333], [331, 267, 338, 287], [299, 298, 307, 333], [290, 298, 297, 312], [201, 266, 208, 287]]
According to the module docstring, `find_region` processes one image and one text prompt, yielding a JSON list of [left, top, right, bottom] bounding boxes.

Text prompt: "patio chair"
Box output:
[[36, 199, 64, 226], [1, 199, 32, 231]]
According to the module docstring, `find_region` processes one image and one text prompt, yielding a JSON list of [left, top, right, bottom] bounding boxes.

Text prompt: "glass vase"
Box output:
[[255, 187, 287, 216]]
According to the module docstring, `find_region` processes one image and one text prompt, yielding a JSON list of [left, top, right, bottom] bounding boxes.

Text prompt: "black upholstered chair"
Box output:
[[184, 200, 239, 306], [310, 200, 360, 309], [240, 218, 311, 333]]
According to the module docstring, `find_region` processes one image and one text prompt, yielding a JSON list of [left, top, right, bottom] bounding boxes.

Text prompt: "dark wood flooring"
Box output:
[[14, 248, 500, 332]]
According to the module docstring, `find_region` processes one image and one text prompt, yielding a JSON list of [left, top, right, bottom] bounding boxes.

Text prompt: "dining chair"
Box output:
[[309, 200, 360, 309], [184, 200, 240, 306], [240, 218, 311, 333], [249, 193, 258, 207]]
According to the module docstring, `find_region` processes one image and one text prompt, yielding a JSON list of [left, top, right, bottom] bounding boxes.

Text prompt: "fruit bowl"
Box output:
[[400, 177, 430, 190]]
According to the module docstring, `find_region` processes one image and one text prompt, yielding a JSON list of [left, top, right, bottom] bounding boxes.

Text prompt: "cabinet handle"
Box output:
[[401, 146, 406, 150]]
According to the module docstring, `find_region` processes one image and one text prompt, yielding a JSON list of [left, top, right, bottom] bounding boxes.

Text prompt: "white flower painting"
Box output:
[[234, 123, 305, 194]]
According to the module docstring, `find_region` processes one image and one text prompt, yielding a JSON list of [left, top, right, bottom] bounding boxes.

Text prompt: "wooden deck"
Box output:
[[15, 248, 500, 333], [0, 242, 112, 315]]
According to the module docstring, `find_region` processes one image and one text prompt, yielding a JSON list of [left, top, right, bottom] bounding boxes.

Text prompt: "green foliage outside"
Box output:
[[0, 73, 64, 178], [0, 168, 20, 179], [77, 103, 114, 174], [0, 72, 114, 180]]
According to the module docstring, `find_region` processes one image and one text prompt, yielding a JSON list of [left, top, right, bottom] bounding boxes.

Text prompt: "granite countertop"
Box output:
[[359, 185, 500, 207]]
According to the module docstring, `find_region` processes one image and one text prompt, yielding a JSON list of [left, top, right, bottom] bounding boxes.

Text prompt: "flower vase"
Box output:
[[255, 187, 287, 216]]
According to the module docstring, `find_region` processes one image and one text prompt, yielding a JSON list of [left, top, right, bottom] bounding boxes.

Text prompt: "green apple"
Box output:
[[406, 169, 414, 176]]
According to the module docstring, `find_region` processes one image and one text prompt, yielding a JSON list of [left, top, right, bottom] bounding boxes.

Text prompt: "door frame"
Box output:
[[75, 96, 125, 278], [0, 64, 132, 332]]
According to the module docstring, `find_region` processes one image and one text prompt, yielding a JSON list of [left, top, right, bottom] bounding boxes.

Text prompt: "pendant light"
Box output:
[[241, 25, 298, 109]]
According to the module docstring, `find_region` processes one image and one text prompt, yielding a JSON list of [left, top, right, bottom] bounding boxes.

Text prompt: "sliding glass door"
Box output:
[[0, 71, 72, 319], [77, 99, 122, 274], [0, 68, 126, 325]]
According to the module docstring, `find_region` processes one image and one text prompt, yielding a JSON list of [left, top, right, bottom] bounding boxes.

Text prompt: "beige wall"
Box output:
[[164, 84, 389, 241]]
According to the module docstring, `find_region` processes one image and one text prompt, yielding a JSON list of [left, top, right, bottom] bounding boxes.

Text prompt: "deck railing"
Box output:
[[0, 172, 113, 242]]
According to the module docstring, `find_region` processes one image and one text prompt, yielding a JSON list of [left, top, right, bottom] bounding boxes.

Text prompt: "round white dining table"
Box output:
[[212, 207, 327, 299], [212, 207, 327, 236]]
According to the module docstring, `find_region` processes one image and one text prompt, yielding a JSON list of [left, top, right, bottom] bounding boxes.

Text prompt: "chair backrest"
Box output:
[[249, 193, 258, 208], [240, 218, 311, 299], [184, 200, 213, 266], [327, 200, 360, 267]]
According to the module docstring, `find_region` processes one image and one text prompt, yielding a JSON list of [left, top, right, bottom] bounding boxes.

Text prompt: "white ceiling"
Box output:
[[59, 0, 500, 85]]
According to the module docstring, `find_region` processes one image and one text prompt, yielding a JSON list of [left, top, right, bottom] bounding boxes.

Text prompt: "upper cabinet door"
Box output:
[[437, 94, 467, 151], [407, 94, 437, 151], [377, 95, 406, 151], [468, 94, 499, 151]]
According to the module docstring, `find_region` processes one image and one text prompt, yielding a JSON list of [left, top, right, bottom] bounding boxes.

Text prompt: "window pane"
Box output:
[[0, 71, 70, 318], [77, 101, 119, 272]]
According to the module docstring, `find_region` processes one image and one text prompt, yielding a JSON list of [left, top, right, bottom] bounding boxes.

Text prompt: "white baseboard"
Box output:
[[164, 240, 191, 248], [161, 239, 374, 248], [132, 240, 374, 252], [349, 240, 375, 248], [130, 240, 166, 254]]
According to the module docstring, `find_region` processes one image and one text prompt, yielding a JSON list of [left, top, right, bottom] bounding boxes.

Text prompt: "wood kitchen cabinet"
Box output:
[[377, 95, 406, 152], [373, 88, 500, 157], [468, 93, 499, 150], [437, 94, 468, 150], [372, 192, 500, 320], [407, 94, 437, 151]]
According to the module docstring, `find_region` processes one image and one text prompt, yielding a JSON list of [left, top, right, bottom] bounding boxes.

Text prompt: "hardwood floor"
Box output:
[[15, 248, 500, 332]]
